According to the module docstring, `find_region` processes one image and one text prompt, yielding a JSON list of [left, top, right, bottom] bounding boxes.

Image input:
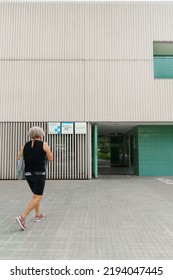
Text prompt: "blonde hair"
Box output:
[[28, 126, 45, 139]]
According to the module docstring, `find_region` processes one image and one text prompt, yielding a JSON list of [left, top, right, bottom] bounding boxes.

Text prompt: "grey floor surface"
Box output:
[[1, 176, 173, 260]]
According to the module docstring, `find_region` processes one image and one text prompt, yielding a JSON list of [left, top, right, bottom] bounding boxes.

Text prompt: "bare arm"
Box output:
[[17, 145, 24, 160], [43, 142, 53, 161]]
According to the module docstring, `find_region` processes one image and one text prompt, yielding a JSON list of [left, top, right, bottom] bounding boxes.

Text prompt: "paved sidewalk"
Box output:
[[0, 176, 173, 260]]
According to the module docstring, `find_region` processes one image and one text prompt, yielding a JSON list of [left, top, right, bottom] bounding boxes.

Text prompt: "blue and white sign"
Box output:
[[48, 123, 61, 134], [62, 122, 73, 134]]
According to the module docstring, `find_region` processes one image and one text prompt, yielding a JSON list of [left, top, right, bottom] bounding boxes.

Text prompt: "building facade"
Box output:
[[0, 2, 173, 179]]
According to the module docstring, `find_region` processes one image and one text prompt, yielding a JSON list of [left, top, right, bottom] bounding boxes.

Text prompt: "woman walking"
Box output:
[[16, 126, 53, 230]]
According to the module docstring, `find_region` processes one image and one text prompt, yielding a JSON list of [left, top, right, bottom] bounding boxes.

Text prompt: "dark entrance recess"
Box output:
[[98, 133, 134, 175]]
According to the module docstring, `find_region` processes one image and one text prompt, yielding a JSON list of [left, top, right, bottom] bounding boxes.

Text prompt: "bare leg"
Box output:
[[21, 194, 43, 219], [35, 202, 41, 217]]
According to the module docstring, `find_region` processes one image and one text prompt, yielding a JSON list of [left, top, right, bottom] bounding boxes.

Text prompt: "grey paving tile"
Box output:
[[1, 177, 173, 259]]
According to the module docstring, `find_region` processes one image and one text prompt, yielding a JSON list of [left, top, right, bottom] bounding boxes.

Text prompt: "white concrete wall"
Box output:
[[0, 2, 173, 122]]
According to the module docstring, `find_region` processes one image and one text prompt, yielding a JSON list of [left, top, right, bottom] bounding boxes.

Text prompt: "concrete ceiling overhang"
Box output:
[[97, 122, 173, 135]]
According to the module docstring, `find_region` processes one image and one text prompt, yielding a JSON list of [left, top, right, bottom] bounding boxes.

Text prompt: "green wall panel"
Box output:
[[134, 126, 173, 176], [133, 127, 139, 175], [92, 124, 98, 178]]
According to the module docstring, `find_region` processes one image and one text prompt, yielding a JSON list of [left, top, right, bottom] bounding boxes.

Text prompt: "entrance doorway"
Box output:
[[95, 121, 135, 176], [92, 122, 137, 177], [98, 134, 134, 175]]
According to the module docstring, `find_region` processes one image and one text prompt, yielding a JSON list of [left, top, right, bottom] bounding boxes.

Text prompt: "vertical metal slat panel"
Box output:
[[0, 122, 92, 180]]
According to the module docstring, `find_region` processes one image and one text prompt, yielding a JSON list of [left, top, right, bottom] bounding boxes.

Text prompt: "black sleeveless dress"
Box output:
[[23, 140, 46, 195], [23, 140, 46, 173]]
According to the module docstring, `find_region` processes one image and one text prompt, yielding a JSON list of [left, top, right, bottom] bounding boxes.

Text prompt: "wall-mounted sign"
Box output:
[[62, 122, 73, 134], [75, 122, 87, 134], [48, 123, 61, 134]]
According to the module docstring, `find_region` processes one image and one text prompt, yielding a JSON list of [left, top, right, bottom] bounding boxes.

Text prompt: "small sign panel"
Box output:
[[62, 122, 73, 134], [75, 122, 87, 134], [48, 123, 61, 134]]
